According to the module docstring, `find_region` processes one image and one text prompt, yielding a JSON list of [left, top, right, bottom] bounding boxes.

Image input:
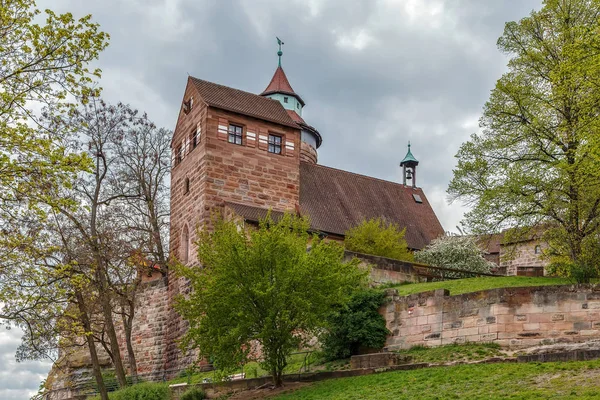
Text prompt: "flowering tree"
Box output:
[[415, 235, 495, 276]]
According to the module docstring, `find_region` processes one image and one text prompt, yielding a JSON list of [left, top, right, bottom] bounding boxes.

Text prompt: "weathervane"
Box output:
[[277, 37, 284, 67]]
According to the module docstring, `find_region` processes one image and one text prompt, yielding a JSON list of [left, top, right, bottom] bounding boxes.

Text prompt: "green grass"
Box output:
[[393, 276, 573, 297], [167, 352, 330, 385], [396, 342, 505, 364], [273, 359, 600, 399]]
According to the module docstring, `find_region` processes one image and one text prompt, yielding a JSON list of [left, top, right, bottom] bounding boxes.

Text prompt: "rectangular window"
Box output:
[[176, 145, 183, 165], [228, 124, 243, 145], [268, 134, 282, 154]]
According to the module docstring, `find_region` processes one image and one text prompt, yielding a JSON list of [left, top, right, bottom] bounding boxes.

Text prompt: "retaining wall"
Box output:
[[383, 285, 600, 350]]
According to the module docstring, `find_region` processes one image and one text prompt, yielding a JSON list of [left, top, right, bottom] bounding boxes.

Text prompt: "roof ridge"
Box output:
[[190, 76, 281, 103], [301, 162, 422, 190]]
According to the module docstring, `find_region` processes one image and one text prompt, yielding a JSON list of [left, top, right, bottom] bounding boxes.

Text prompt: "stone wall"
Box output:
[[383, 285, 600, 350], [345, 251, 425, 285], [500, 239, 548, 276]]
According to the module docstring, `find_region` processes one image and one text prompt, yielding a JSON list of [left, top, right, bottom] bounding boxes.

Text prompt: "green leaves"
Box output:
[[344, 217, 413, 261], [448, 0, 600, 264], [175, 214, 367, 386]]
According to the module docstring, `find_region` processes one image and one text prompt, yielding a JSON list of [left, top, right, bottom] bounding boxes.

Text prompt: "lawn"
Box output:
[[273, 359, 600, 399], [396, 342, 505, 364], [393, 276, 573, 297]]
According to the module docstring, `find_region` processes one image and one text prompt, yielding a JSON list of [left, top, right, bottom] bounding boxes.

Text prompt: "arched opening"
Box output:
[[182, 225, 190, 264]]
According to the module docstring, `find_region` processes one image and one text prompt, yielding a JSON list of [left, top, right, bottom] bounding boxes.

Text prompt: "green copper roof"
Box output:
[[400, 142, 419, 165]]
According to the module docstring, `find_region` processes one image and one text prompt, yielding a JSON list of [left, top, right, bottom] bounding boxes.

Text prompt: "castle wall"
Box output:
[[383, 285, 600, 350]]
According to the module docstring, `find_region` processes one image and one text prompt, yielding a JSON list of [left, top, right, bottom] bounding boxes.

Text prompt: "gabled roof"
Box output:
[[261, 66, 305, 106], [190, 77, 299, 129], [299, 162, 444, 249]]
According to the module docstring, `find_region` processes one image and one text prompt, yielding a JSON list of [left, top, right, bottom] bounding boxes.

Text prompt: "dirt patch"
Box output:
[[224, 382, 309, 399]]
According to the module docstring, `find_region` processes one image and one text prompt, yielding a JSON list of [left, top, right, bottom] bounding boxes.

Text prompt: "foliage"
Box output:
[[180, 388, 207, 400], [547, 261, 599, 284], [414, 235, 495, 277], [392, 276, 572, 297], [321, 289, 389, 361], [90, 382, 169, 400], [272, 360, 600, 399], [175, 214, 367, 386], [345, 218, 412, 261], [448, 0, 600, 269]]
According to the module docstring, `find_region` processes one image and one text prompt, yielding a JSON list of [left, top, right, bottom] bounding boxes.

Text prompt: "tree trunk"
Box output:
[[96, 266, 128, 388], [121, 303, 138, 381], [76, 293, 109, 400]]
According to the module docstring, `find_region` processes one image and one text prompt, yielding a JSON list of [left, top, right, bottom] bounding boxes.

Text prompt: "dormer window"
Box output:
[[284, 97, 289, 103], [183, 97, 193, 114], [268, 134, 282, 154], [228, 124, 243, 145]]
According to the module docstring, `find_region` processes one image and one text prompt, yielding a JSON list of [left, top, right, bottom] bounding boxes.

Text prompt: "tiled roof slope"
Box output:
[[299, 162, 444, 249], [190, 77, 298, 128]]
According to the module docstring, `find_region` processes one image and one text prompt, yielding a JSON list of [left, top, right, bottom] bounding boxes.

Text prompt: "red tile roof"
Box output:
[[261, 66, 305, 106], [299, 162, 444, 249], [190, 77, 299, 129]]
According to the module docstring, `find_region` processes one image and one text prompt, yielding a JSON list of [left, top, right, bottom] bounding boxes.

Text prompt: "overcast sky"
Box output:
[[3, 1, 543, 398]]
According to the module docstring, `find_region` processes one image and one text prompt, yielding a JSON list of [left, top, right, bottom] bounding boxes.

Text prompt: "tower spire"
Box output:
[[400, 142, 419, 188], [277, 37, 284, 67]]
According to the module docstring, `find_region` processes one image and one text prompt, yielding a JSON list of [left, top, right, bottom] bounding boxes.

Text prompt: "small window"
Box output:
[[534, 245, 541, 255], [297, 103, 300, 109], [284, 97, 289, 103], [175, 145, 183, 165], [268, 134, 282, 154], [184, 177, 190, 194], [181, 225, 189, 264], [192, 127, 200, 149], [228, 124, 243, 145], [413, 194, 423, 203]]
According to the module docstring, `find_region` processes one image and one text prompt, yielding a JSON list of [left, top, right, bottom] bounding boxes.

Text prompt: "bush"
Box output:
[[180, 387, 207, 400], [90, 382, 169, 400], [321, 289, 389, 361], [547, 261, 599, 284], [415, 235, 494, 277], [345, 218, 413, 261]]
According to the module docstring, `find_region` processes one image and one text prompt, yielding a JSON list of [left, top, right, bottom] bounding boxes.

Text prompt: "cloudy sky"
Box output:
[[3, 0, 544, 398]]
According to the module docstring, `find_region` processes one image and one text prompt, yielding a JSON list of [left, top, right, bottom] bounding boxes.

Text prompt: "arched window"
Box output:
[[182, 225, 189, 264], [534, 245, 541, 255]]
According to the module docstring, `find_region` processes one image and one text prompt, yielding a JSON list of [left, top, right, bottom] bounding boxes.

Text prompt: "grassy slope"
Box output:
[[273, 360, 600, 400], [393, 276, 572, 296]]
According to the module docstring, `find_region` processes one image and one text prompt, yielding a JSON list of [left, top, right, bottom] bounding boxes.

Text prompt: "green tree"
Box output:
[[321, 289, 389, 361], [414, 235, 495, 277], [345, 217, 413, 261], [448, 0, 600, 268], [175, 214, 367, 387]]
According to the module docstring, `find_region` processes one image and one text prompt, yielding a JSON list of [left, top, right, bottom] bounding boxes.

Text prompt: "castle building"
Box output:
[[166, 46, 444, 369]]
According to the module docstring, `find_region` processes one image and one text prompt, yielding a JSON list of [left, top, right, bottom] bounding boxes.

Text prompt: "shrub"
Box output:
[[90, 382, 169, 400], [345, 218, 413, 261], [415, 235, 494, 277], [321, 289, 389, 361], [180, 387, 207, 400], [547, 261, 599, 284]]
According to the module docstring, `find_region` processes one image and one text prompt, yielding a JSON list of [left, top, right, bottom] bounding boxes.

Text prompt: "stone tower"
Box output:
[[165, 45, 320, 372]]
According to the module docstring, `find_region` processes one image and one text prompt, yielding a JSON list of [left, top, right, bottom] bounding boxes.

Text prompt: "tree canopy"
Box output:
[[415, 235, 495, 276], [345, 217, 413, 261], [175, 214, 367, 387], [448, 0, 600, 265]]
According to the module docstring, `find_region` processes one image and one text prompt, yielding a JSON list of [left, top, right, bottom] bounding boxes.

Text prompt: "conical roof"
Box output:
[[400, 143, 419, 166], [261, 66, 305, 106]]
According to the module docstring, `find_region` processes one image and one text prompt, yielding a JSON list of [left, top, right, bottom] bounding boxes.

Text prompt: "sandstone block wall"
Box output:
[[383, 285, 600, 350], [500, 240, 548, 276], [344, 251, 426, 285]]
